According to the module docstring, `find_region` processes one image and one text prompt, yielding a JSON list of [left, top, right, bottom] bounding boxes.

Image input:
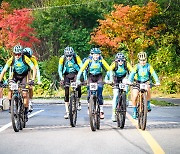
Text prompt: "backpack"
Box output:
[[113, 60, 129, 74], [62, 54, 79, 73], [86, 55, 104, 73]]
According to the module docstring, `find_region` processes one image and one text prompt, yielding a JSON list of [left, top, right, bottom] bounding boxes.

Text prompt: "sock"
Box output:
[[0, 98, 2, 106], [100, 105, 103, 112], [147, 101, 150, 105], [133, 107, 137, 113]]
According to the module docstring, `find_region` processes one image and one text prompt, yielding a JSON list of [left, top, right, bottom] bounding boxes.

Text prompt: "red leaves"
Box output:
[[0, 2, 40, 51]]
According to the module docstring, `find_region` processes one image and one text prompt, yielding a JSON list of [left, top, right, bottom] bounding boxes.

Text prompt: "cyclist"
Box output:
[[128, 51, 160, 119], [0, 44, 36, 120], [76, 48, 113, 119], [105, 52, 132, 122], [0, 65, 7, 110], [58, 46, 83, 119], [23, 47, 42, 112]]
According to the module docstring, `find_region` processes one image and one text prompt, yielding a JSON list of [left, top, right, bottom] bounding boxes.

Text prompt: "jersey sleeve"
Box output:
[[58, 56, 64, 80], [76, 55, 83, 67], [110, 62, 116, 71], [76, 59, 90, 81], [24, 56, 34, 69], [3, 57, 13, 71], [128, 64, 138, 82], [149, 65, 160, 83], [127, 62, 133, 72], [31, 56, 41, 82]]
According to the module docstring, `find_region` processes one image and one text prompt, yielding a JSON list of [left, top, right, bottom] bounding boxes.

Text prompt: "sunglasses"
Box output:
[[117, 59, 124, 62], [139, 59, 147, 62], [14, 53, 21, 56], [66, 55, 73, 57]]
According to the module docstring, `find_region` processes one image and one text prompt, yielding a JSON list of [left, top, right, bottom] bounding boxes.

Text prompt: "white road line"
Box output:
[[0, 110, 44, 133]]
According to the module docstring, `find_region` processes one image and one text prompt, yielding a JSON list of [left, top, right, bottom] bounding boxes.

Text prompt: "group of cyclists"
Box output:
[[0, 44, 160, 123]]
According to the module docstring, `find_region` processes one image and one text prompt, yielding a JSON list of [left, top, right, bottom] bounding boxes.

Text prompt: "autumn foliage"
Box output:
[[91, 2, 164, 63], [0, 2, 40, 51]]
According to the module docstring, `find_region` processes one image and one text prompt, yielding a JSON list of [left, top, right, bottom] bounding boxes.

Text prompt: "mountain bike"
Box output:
[[9, 80, 29, 132], [88, 82, 104, 131], [114, 81, 127, 129], [135, 82, 153, 130], [68, 81, 81, 127]]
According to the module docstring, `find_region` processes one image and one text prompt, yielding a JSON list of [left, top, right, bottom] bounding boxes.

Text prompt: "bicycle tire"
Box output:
[[138, 93, 147, 130], [69, 95, 77, 127], [11, 95, 20, 132], [119, 92, 126, 129], [89, 95, 97, 131], [141, 93, 147, 130], [96, 104, 100, 130]]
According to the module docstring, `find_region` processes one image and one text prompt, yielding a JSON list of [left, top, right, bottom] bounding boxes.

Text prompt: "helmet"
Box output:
[[23, 47, 33, 57], [138, 52, 147, 60], [90, 48, 101, 54], [13, 45, 23, 54], [115, 52, 125, 60], [64, 46, 74, 56]]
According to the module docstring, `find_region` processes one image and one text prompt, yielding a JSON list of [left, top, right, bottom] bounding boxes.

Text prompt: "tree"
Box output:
[[91, 2, 164, 65], [0, 2, 40, 52]]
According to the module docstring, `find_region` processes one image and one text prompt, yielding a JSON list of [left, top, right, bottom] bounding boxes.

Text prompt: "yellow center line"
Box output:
[[126, 112, 165, 154]]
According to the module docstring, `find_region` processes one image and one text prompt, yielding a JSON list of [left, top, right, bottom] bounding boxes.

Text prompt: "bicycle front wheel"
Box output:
[[119, 93, 126, 129], [69, 95, 77, 127], [11, 95, 21, 132], [138, 93, 147, 130], [96, 104, 100, 130], [89, 95, 97, 131]]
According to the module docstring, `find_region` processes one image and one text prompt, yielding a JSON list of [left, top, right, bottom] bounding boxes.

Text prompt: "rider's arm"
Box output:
[[128, 65, 138, 82], [127, 62, 133, 72], [110, 62, 116, 71], [31, 56, 41, 82], [104, 71, 110, 82], [149, 65, 160, 84], [0, 57, 13, 81], [76, 59, 89, 81], [102, 59, 113, 82], [76, 55, 83, 67], [24, 56, 36, 81], [58, 56, 64, 80]]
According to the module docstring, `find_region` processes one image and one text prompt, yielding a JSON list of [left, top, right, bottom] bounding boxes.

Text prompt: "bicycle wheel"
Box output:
[[119, 93, 126, 129], [96, 104, 100, 130], [138, 93, 147, 130], [11, 95, 20, 132], [89, 95, 97, 131], [69, 95, 77, 127]]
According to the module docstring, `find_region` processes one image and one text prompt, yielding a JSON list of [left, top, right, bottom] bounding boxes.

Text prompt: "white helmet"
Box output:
[[13, 45, 23, 54], [64, 46, 74, 56], [138, 52, 147, 60]]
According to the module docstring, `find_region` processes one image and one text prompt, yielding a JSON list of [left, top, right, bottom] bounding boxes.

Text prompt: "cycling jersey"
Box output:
[[58, 55, 82, 80], [111, 61, 132, 77], [128, 63, 160, 83], [77, 58, 112, 81], [3, 56, 34, 75]]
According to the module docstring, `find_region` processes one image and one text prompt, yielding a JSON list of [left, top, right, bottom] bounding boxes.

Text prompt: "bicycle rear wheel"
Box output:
[[89, 95, 97, 131], [69, 95, 77, 127], [11, 95, 20, 132], [138, 93, 147, 130]]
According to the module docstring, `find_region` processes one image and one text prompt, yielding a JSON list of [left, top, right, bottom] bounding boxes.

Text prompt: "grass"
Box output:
[[150, 99, 176, 106]]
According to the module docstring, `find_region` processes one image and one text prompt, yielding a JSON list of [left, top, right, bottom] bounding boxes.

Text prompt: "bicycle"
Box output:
[[68, 81, 80, 127], [9, 80, 29, 132], [88, 82, 105, 131], [114, 81, 127, 129], [131, 82, 153, 130]]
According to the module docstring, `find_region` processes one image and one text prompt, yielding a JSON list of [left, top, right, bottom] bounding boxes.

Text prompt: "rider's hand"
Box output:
[[76, 80, 81, 85], [126, 81, 132, 85], [60, 80, 64, 86], [155, 82, 160, 86], [29, 80, 35, 86], [106, 80, 113, 85], [37, 81, 42, 85]]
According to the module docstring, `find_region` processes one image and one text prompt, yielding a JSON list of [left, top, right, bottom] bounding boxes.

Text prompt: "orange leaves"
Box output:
[[91, 2, 163, 60]]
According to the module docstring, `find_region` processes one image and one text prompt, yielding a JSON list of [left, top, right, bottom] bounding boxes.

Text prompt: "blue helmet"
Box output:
[[13, 45, 23, 54], [90, 48, 101, 54], [64, 46, 74, 56], [115, 52, 125, 61], [23, 47, 33, 57]]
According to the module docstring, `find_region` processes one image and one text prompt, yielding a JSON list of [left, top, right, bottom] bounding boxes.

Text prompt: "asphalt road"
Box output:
[[0, 100, 180, 154]]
